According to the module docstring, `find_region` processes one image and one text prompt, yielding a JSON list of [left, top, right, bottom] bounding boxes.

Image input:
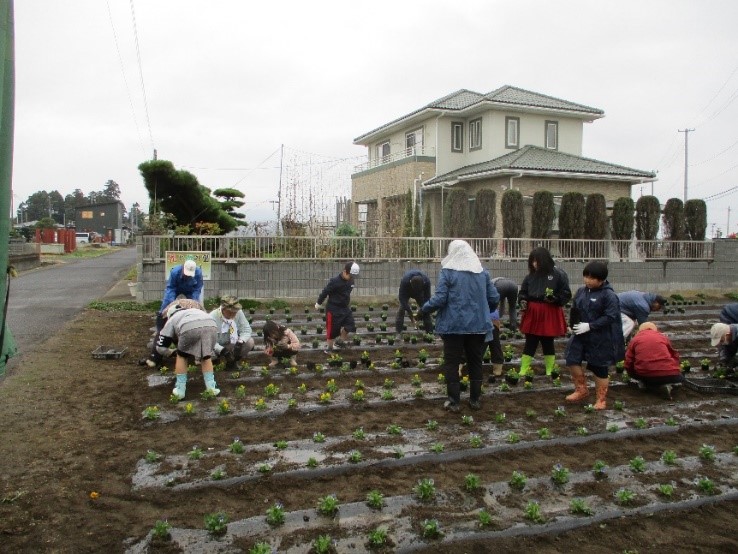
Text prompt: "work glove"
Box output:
[[572, 323, 591, 335], [314, 302, 321, 310], [519, 300, 528, 311]]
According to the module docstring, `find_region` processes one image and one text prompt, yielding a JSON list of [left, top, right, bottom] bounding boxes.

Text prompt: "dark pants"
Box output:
[[442, 334, 486, 390], [395, 305, 433, 334], [626, 368, 685, 387], [495, 281, 518, 330], [486, 326, 503, 364], [218, 339, 255, 361], [523, 334, 555, 357]]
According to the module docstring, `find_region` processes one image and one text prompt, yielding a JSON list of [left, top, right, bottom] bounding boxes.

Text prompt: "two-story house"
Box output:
[[351, 85, 655, 237]]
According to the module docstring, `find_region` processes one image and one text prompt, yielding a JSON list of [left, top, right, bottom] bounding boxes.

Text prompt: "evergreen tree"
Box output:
[[584, 193, 607, 239], [559, 192, 586, 257], [473, 188, 496, 238], [530, 191, 555, 239], [684, 199, 707, 240], [635, 195, 660, 240], [443, 189, 469, 238], [662, 198, 685, 240]]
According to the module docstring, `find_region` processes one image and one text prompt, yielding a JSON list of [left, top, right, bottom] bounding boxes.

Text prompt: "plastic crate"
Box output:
[[684, 377, 738, 395], [92, 346, 128, 360]]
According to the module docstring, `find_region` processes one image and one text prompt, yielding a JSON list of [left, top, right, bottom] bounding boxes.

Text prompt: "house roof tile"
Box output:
[[423, 145, 655, 185]]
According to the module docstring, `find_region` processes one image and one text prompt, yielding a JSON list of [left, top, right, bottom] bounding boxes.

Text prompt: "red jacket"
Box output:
[[624, 329, 681, 377]]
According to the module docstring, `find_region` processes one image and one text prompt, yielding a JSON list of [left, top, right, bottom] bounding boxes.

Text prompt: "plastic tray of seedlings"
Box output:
[[91, 346, 128, 360], [684, 377, 738, 395]]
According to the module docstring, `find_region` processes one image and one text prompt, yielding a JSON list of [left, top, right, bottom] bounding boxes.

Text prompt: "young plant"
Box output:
[[495, 412, 507, 424], [661, 450, 678, 465], [464, 473, 481, 492], [254, 398, 267, 411], [312, 534, 333, 554], [430, 442, 444, 453], [537, 427, 551, 440], [264, 383, 280, 397], [183, 402, 195, 416], [203, 512, 228, 536], [367, 527, 388, 548], [469, 434, 483, 448], [307, 457, 318, 468], [265, 502, 285, 526], [506, 432, 521, 444], [258, 463, 271, 474], [421, 518, 443, 538], [699, 444, 716, 461], [352, 389, 365, 402], [551, 463, 570, 485], [414, 478, 436, 501], [273, 440, 288, 450], [629, 456, 646, 472], [509, 470, 527, 491], [235, 384, 247, 399], [386, 423, 403, 436], [288, 398, 297, 409], [211, 468, 226, 480], [393, 447, 405, 459], [317, 494, 339, 516], [554, 406, 566, 417], [142, 406, 161, 420], [592, 460, 608, 478], [607, 423, 619, 433], [657, 483, 675, 498], [524, 500, 545, 523], [478, 508, 493, 527], [188, 445, 203, 460], [583, 403, 595, 414], [569, 498, 594, 516], [366, 490, 384, 510], [151, 519, 171, 541], [696, 476, 716, 495], [325, 379, 338, 393], [381, 390, 395, 401], [461, 415, 474, 426], [217, 399, 230, 415], [426, 419, 438, 431], [144, 449, 161, 463], [613, 399, 624, 411], [312, 431, 326, 443], [633, 417, 648, 429], [229, 438, 244, 454], [576, 426, 589, 436], [352, 427, 366, 440], [615, 488, 635, 505], [319, 392, 332, 404], [348, 450, 362, 463]]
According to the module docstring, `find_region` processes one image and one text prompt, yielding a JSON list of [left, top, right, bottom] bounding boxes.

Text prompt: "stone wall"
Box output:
[[136, 240, 738, 303]]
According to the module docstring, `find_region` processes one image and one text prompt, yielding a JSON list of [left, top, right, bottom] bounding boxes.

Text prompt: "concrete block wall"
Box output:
[[136, 240, 738, 303]]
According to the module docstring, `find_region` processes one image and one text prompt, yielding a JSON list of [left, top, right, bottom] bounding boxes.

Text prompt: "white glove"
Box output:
[[572, 323, 590, 335], [314, 302, 321, 310], [214, 343, 224, 355]]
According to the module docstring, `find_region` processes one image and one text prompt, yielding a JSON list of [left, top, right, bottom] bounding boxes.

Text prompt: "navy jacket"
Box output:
[[317, 273, 354, 314], [398, 270, 431, 312], [569, 280, 624, 365], [618, 291, 659, 324], [719, 303, 738, 324], [421, 269, 499, 335]]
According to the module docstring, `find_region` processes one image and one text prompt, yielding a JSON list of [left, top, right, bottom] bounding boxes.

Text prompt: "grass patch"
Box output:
[[88, 300, 160, 312]]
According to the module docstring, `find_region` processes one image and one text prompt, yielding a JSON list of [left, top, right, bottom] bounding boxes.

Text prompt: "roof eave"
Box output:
[[353, 107, 444, 145], [425, 168, 656, 187]]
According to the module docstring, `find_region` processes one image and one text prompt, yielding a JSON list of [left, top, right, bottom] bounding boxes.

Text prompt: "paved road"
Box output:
[[5, 247, 138, 367]]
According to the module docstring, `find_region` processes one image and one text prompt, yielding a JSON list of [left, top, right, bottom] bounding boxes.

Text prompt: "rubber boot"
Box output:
[[444, 382, 461, 412], [544, 355, 556, 376], [593, 377, 609, 410], [565, 369, 590, 402], [469, 380, 483, 410], [518, 354, 533, 377], [172, 373, 187, 400], [203, 372, 221, 396]]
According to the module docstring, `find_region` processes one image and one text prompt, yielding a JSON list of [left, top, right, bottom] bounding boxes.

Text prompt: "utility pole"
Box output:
[[678, 128, 694, 202], [276, 144, 283, 236], [728, 207, 731, 237]]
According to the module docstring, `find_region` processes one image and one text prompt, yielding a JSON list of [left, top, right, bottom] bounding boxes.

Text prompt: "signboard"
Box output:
[[164, 251, 212, 280]]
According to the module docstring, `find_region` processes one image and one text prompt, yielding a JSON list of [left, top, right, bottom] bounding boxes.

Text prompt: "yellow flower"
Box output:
[[89, 491, 100, 500]]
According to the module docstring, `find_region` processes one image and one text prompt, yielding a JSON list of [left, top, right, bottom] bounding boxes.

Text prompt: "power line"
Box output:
[[129, 0, 155, 152], [106, 0, 146, 156]]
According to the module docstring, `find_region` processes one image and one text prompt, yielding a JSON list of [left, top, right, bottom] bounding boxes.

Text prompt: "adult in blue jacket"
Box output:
[[565, 261, 624, 410], [717, 303, 738, 365], [617, 291, 666, 339], [420, 240, 499, 412], [395, 269, 433, 336]]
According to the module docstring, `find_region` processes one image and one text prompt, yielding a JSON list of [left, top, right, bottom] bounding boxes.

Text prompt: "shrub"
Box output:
[[531, 191, 555, 239], [559, 192, 586, 239], [501, 189, 525, 238], [443, 189, 470, 237], [684, 199, 707, 240], [473, 188, 497, 238], [584, 193, 607, 239], [662, 198, 685, 240], [635, 195, 660, 241]]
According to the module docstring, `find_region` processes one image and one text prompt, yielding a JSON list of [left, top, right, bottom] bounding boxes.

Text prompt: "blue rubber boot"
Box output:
[[172, 373, 187, 400], [203, 372, 220, 396]]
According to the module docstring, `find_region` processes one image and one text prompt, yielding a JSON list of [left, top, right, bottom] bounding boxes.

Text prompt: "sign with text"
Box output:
[[164, 251, 212, 280]]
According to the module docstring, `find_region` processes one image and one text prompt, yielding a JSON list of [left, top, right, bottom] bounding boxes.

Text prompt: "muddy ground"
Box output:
[[0, 302, 737, 553]]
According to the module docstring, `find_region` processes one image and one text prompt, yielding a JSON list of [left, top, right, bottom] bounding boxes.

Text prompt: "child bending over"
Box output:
[[263, 320, 301, 368]]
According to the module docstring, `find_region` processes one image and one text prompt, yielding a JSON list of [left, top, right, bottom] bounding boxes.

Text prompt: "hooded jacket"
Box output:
[[617, 291, 658, 324], [569, 280, 624, 365]]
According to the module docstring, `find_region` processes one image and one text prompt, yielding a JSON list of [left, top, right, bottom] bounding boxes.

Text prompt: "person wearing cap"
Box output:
[[145, 260, 205, 367], [156, 304, 220, 400], [395, 269, 433, 337], [617, 291, 667, 340], [315, 261, 359, 352], [209, 296, 254, 370], [419, 240, 499, 412], [492, 277, 519, 331], [625, 322, 684, 398], [716, 303, 738, 366], [710, 321, 738, 367]]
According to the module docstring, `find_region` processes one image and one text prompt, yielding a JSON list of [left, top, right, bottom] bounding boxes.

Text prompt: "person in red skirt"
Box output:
[[517, 247, 571, 377]]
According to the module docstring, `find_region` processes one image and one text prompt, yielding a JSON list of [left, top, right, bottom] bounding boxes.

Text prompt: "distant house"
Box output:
[[74, 200, 125, 237], [351, 85, 655, 237]]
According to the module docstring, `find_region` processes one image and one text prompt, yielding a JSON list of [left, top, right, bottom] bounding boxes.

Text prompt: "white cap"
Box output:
[[350, 262, 360, 275], [183, 259, 197, 276]]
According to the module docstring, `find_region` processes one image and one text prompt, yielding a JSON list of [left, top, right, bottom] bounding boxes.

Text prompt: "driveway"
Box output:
[[5, 246, 138, 368]]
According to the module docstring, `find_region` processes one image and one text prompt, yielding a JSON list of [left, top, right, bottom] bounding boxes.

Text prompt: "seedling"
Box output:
[[430, 442, 444, 453], [264, 383, 280, 397], [495, 412, 506, 424], [576, 426, 589, 436], [203, 512, 228, 536], [348, 450, 362, 463], [235, 385, 247, 399], [254, 398, 267, 411], [325, 379, 338, 393], [633, 417, 648, 429], [607, 423, 619, 433], [461, 415, 474, 426], [288, 398, 297, 408], [151, 519, 171, 541], [569, 498, 594, 515], [144, 449, 161, 463], [414, 388, 425, 398], [316, 494, 339, 516], [273, 440, 288, 450], [657, 483, 675, 498], [661, 450, 678, 465], [418, 349, 428, 362], [421, 518, 443, 538], [307, 457, 318, 468], [183, 402, 195, 416], [366, 490, 384, 510], [551, 463, 570, 485], [698, 444, 716, 461], [614, 400, 624, 410], [142, 406, 161, 420], [583, 404, 595, 413], [319, 392, 332, 404], [211, 468, 225, 480], [188, 445, 203, 460], [297, 383, 307, 394], [265, 502, 285, 526], [352, 427, 366, 440], [524, 500, 545, 523], [436, 373, 446, 384], [381, 390, 395, 400], [367, 527, 388, 548], [537, 427, 551, 439], [313, 431, 326, 443], [393, 447, 405, 459], [554, 406, 566, 417], [506, 432, 520, 444], [258, 463, 271, 474], [426, 419, 438, 431], [217, 399, 230, 415], [524, 381, 533, 390], [414, 478, 436, 501], [352, 389, 365, 402], [469, 434, 483, 448], [229, 438, 244, 454], [464, 473, 481, 492], [386, 423, 403, 435], [313, 534, 333, 554], [509, 470, 527, 490], [696, 477, 716, 494], [629, 456, 646, 472], [615, 488, 635, 505], [411, 373, 422, 386], [592, 460, 608, 478]]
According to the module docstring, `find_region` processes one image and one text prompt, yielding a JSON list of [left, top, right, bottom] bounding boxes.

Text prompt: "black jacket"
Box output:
[[518, 266, 572, 307], [317, 274, 354, 313]]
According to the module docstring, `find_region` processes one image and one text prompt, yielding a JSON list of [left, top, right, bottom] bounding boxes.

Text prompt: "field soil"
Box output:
[[0, 303, 737, 553]]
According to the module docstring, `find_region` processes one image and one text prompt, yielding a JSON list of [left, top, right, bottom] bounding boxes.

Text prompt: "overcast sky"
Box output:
[[11, 0, 738, 235]]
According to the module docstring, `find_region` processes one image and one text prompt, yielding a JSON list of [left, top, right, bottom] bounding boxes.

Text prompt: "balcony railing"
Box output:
[[353, 145, 436, 173], [140, 236, 715, 262]]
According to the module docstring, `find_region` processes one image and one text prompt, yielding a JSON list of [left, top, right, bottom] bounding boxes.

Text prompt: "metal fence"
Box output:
[[140, 236, 715, 262]]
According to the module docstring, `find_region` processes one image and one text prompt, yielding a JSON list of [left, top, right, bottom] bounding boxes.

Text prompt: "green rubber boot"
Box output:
[[544, 355, 556, 376], [518, 354, 533, 377]]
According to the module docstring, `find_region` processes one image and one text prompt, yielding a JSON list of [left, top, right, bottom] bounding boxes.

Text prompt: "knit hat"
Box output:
[[710, 323, 730, 346]]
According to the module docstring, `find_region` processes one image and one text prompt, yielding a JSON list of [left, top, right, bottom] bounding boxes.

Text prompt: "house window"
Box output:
[[505, 116, 520, 149], [545, 121, 558, 150], [451, 122, 463, 152], [376, 141, 390, 161], [81, 211, 93, 219], [469, 118, 482, 150], [405, 128, 423, 154]]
